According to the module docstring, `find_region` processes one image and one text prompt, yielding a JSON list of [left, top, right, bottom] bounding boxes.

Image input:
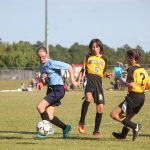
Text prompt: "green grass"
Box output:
[[0, 79, 150, 150]]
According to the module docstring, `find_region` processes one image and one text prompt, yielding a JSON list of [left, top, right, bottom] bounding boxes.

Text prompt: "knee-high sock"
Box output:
[[121, 118, 136, 129], [40, 112, 66, 130], [51, 116, 66, 130], [121, 126, 130, 137], [40, 111, 49, 121], [79, 100, 90, 124], [94, 112, 102, 132]]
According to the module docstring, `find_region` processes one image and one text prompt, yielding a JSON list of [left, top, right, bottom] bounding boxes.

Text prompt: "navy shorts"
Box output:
[[44, 85, 65, 106]]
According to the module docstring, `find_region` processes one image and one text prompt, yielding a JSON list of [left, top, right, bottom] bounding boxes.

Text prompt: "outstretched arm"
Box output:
[[68, 65, 79, 87], [76, 68, 85, 85]]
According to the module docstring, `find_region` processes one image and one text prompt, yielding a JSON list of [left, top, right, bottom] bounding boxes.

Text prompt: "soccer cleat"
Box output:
[[78, 123, 85, 134], [93, 131, 100, 138], [36, 128, 55, 139], [112, 132, 126, 139], [63, 125, 72, 138], [112, 126, 130, 139], [36, 134, 46, 139], [132, 124, 142, 141]]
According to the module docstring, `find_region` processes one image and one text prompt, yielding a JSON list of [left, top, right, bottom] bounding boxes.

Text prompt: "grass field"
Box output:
[[0, 79, 150, 150]]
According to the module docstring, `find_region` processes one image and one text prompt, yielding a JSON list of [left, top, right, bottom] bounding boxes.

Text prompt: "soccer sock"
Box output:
[[121, 126, 130, 137], [94, 112, 102, 132], [50, 116, 66, 130], [40, 111, 49, 121], [79, 100, 90, 124], [121, 118, 137, 129]]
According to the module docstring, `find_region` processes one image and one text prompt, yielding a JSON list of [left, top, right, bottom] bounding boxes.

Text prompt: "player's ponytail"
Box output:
[[126, 49, 141, 63]]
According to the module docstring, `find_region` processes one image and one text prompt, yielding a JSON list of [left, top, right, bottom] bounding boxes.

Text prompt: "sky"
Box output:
[[0, 0, 150, 51]]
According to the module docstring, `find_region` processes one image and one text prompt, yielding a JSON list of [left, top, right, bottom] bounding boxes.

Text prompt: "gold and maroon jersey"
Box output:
[[82, 53, 107, 77], [127, 65, 150, 93]]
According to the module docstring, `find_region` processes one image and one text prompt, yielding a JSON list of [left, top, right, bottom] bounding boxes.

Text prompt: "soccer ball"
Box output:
[[36, 120, 53, 136]]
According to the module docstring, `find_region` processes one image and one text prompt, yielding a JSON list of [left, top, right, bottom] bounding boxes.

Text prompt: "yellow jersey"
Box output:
[[127, 66, 150, 93], [82, 53, 107, 77]]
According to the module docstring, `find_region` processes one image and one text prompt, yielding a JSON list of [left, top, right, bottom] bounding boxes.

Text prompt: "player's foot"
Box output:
[[132, 124, 142, 141], [93, 131, 100, 138], [36, 134, 46, 139], [112, 132, 126, 139], [78, 123, 85, 134], [63, 125, 72, 139]]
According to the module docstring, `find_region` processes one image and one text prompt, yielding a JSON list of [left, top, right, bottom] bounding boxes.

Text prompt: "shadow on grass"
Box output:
[[0, 130, 35, 140], [139, 134, 150, 138], [128, 133, 150, 138], [34, 134, 116, 142], [1, 130, 149, 141], [0, 130, 35, 135]]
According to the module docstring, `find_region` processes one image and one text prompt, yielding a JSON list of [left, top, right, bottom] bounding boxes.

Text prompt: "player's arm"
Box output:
[[68, 65, 79, 87], [40, 73, 47, 85], [126, 82, 136, 88], [76, 56, 86, 84], [77, 68, 85, 83], [103, 57, 112, 78], [145, 76, 150, 89]]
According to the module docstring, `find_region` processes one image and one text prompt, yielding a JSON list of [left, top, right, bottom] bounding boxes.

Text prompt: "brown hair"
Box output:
[[126, 49, 141, 63], [37, 46, 47, 54], [89, 39, 103, 54]]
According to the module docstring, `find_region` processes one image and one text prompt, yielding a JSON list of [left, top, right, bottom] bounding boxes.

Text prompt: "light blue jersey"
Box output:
[[40, 59, 70, 86]]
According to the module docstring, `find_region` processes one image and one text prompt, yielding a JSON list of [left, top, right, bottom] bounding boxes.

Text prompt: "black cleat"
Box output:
[[132, 124, 142, 141], [112, 132, 126, 139]]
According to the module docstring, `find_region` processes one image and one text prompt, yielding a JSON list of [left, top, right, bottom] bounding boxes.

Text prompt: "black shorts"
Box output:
[[119, 92, 145, 114], [85, 74, 105, 104], [44, 85, 65, 106]]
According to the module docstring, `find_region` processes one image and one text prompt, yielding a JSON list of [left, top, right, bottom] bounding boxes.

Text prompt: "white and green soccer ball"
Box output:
[[36, 120, 54, 136]]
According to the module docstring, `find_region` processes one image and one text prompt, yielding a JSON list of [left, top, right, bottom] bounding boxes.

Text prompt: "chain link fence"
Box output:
[[0, 64, 150, 80], [0, 68, 36, 80]]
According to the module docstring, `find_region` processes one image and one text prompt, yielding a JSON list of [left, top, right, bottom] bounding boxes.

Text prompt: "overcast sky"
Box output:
[[0, 0, 150, 51]]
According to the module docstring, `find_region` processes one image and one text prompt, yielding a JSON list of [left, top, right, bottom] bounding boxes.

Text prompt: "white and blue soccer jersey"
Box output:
[[40, 59, 70, 86]]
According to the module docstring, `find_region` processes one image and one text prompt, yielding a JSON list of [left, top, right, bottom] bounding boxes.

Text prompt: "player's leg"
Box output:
[[37, 99, 50, 120], [111, 113, 134, 139], [78, 92, 92, 134], [121, 113, 142, 141], [110, 105, 124, 122], [93, 103, 103, 137], [110, 105, 128, 139], [36, 99, 53, 138], [47, 106, 68, 132]]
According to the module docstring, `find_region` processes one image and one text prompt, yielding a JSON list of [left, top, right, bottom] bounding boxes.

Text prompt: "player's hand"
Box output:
[[72, 81, 80, 87], [105, 73, 112, 78], [41, 73, 47, 84]]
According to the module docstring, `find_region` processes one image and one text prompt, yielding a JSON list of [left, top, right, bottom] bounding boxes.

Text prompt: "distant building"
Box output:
[[71, 64, 82, 78], [61, 64, 82, 79]]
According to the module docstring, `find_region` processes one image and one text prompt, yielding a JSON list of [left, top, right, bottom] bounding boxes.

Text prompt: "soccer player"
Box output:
[[112, 61, 123, 90], [36, 46, 78, 138], [77, 39, 111, 137], [110, 49, 150, 141]]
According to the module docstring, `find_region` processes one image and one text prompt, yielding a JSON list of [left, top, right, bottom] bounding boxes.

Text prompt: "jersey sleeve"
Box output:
[[82, 56, 87, 70], [48, 59, 70, 70], [102, 56, 108, 75], [126, 67, 134, 83]]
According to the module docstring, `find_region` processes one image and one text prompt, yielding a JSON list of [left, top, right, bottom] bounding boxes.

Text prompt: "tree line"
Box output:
[[0, 40, 150, 70]]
